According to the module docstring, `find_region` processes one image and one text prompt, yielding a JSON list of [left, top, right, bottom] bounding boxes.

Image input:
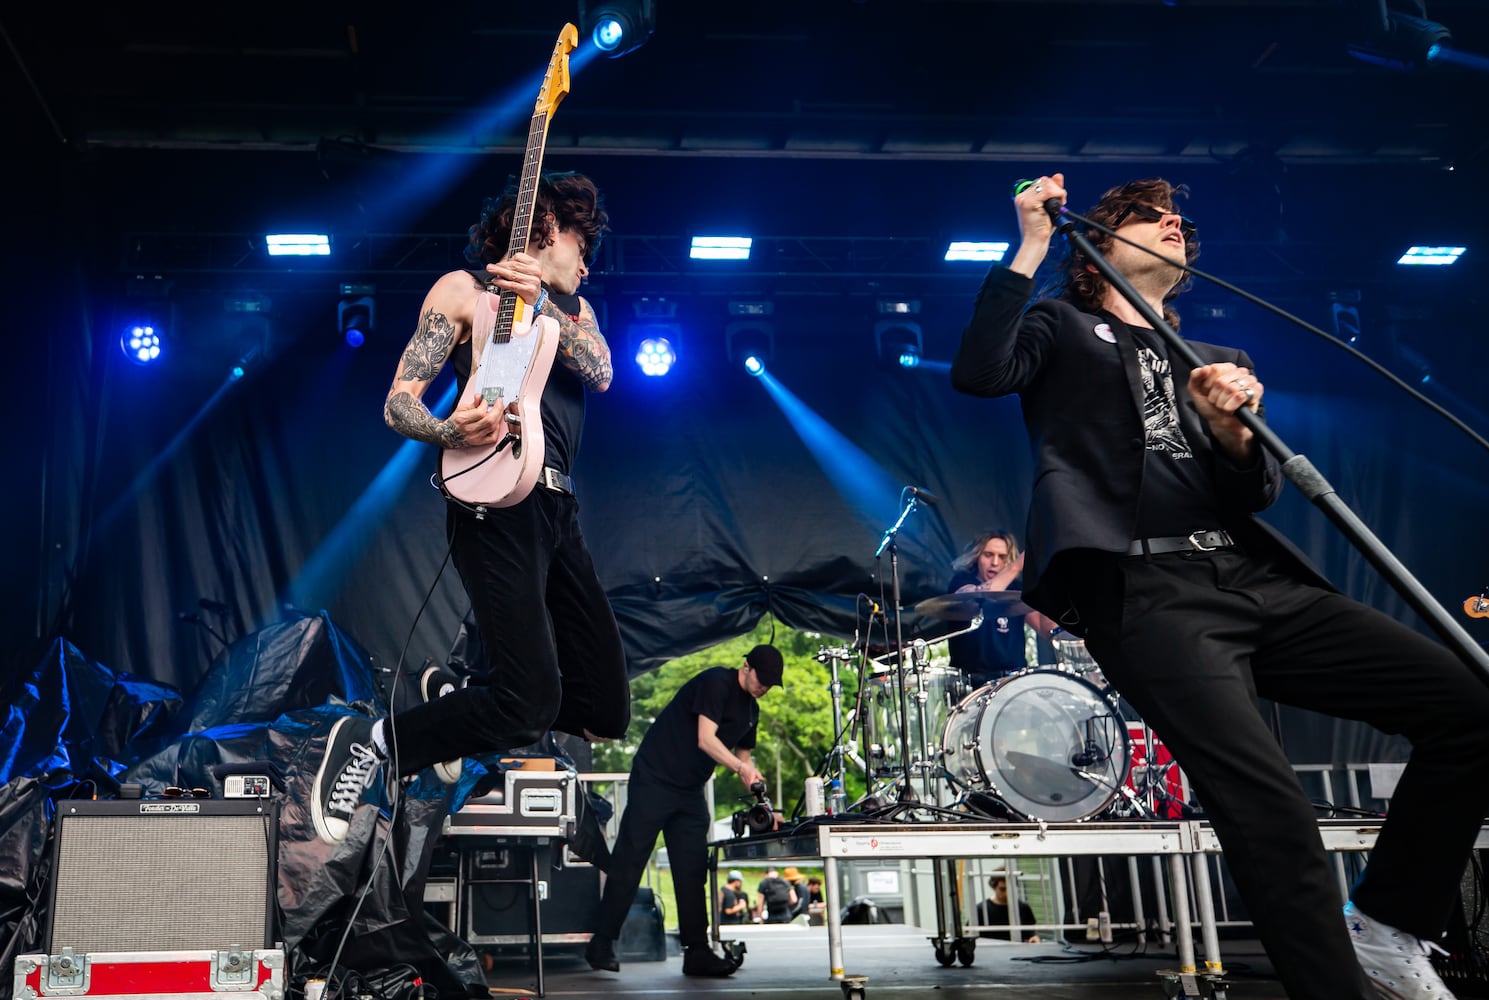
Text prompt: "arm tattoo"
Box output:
[[385, 391, 467, 448], [545, 299, 613, 390], [398, 309, 457, 382], [386, 308, 466, 446]]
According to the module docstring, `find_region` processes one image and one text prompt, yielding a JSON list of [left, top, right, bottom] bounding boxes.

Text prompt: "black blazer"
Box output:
[[951, 267, 1326, 623]]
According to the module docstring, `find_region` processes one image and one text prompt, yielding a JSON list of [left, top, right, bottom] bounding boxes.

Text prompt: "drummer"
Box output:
[[946, 530, 1057, 688]]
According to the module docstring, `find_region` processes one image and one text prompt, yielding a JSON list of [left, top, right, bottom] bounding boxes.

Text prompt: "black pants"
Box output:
[[593, 773, 711, 949], [1063, 547, 1489, 1000], [387, 489, 631, 776]]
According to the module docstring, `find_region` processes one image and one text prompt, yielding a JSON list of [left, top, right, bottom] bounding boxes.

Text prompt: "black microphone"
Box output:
[[906, 485, 939, 506], [1012, 178, 1064, 225], [1070, 717, 1109, 768]]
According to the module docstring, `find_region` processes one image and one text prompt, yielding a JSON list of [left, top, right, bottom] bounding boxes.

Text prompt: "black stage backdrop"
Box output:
[[8, 148, 1489, 771]]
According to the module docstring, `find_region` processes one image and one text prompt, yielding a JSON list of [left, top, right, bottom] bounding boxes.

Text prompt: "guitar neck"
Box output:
[[493, 109, 553, 342]]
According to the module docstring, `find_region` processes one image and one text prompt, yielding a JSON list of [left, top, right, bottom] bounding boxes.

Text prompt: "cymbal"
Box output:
[[910, 590, 1033, 620]]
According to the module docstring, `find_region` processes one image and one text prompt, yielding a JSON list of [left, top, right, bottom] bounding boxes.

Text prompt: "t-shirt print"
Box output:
[[1135, 344, 1192, 460]]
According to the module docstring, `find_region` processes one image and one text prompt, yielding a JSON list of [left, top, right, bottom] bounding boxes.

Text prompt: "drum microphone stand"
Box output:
[[1040, 197, 1489, 682], [875, 488, 930, 805]]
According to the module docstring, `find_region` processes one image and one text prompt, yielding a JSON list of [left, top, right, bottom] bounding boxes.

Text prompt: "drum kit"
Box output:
[[818, 587, 1188, 824]]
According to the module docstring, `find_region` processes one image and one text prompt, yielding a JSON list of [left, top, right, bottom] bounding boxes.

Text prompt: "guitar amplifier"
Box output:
[[443, 759, 577, 839], [44, 799, 277, 955]]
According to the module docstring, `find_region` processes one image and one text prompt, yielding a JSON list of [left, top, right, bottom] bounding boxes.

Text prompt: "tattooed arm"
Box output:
[[384, 271, 509, 448], [545, 295, 613, 392]]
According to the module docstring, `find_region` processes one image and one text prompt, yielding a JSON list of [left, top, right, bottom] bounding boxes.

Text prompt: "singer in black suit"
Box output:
[[951, 172, 1489, 1000]]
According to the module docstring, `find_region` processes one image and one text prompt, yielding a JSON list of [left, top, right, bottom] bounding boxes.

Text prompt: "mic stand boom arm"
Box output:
[[1048, 206, 1489, 682]]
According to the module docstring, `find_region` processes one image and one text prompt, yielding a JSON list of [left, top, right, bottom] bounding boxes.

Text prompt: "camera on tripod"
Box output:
[[731, 781, 776, 837]]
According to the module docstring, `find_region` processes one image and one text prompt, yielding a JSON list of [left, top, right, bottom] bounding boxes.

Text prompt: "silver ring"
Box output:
[[1244, 388, 1255, 401], [1034, 184, 1044, 192]]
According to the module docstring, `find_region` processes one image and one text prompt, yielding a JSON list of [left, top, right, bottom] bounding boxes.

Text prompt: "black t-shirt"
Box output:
[[790, 879, 812, 917], [719, 885, 748, 923], [1108, 317, 1224, 538], [631, 667, 758, 789], [758, 877, 795, 923], [977, 898, 1039, 941], [944, 569, 1028, 680], [450, 281, 588, 476]]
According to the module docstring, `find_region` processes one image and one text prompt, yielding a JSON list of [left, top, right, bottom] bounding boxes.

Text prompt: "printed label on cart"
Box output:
[[840, 836, 909, 853]]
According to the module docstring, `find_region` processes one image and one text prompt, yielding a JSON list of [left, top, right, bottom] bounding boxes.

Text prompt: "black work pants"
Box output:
[[387, 489, 630, 776], [593, 773, 711, 949], [1063, 547, 1489, 1000]]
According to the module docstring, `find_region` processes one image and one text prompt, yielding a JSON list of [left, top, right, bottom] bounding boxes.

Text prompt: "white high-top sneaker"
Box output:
[[1345, 901, 1457, 999]]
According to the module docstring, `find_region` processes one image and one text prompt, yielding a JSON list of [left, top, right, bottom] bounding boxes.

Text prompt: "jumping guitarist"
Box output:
[[309, 166, 633, 845], [305, 29, 634, 841]]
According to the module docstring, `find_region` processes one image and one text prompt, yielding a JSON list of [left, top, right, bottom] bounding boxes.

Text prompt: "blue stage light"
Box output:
[[898, 351, 921, 369], [744, 355, 765, 377], [635, 336, 676, 376], [122, 324, 162, 365], [691, 236, 753, 260], [1397, 246, 1466, 266], [945, 241, 1009, 262], [265, 233, 330, 257], [345, 328, 366, 348], [594, 17, 625, 50], [582, 0, 655, 59]]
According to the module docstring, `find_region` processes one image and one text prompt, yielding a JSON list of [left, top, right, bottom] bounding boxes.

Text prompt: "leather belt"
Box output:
[[539, 466, 574, 495], [1125, 530, 1235, 557]]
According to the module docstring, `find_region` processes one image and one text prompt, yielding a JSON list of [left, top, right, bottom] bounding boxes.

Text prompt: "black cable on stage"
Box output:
[[320, 522, 457, 1000]]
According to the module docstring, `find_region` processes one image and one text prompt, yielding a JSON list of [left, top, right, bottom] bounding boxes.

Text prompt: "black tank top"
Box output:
[[450, 284, 587, 475]]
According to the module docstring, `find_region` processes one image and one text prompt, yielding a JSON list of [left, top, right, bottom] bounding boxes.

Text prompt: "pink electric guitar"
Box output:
[[440, 23, 577, 507]]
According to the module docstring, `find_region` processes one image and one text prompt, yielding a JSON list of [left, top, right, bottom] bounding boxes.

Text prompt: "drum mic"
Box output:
[[1071, 716, 1109, 768]]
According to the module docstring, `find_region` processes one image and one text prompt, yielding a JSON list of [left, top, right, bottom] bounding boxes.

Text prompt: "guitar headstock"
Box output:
[[535, 23, 579, 118]]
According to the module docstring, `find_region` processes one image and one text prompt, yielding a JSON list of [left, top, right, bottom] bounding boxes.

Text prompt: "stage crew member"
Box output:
[[584, 645, 784, 977]]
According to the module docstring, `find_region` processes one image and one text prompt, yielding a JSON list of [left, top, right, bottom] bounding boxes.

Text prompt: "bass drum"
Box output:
[[941, 670, 1130, 822]]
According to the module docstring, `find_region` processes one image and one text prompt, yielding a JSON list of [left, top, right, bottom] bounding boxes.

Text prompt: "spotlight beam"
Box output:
[[752, 371, 906, 531], [285, 381, 458, 609]]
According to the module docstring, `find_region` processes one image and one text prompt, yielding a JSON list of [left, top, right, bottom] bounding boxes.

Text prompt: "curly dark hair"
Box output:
[[1054, 177, 1199, 329], [465, 170, 609, 268]]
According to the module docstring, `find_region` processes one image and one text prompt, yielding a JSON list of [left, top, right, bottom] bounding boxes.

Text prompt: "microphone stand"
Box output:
[[1047, 204, 1489, 681], [876, 491, 926, 805]]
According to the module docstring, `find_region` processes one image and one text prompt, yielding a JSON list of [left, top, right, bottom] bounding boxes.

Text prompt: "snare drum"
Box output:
[[940, 669, 1130, 822], [862, 661, 965, 777]]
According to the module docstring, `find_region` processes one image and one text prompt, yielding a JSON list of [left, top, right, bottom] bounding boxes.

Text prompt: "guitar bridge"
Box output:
[[481, 387, 505, 405]]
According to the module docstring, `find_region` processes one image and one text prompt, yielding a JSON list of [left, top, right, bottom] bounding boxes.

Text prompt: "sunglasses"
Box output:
[[1112, 202, 1197, 239], [163, 786, 211, 799]]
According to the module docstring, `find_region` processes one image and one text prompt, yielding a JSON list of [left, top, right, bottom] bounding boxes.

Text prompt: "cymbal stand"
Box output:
[[816, 645, 868, 790], [875, 489, 930, 805]]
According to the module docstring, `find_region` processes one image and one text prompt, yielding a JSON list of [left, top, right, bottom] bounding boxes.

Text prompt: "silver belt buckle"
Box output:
[[1186, 530, 1219, 552], [541, 467, 558, 491]]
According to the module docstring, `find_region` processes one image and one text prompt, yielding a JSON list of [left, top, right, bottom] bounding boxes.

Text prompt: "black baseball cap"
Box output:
[[745, 644, 784, 687]]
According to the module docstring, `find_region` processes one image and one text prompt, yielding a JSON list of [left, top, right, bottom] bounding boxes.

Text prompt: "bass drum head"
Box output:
[[972, 669, 1130, 822]]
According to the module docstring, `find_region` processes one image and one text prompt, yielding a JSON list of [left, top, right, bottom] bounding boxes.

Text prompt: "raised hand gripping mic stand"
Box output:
[[1039, 197, 1489, 681]]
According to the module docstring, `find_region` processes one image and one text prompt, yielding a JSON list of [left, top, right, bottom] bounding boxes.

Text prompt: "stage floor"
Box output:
[[481, 923, 1287, 999]]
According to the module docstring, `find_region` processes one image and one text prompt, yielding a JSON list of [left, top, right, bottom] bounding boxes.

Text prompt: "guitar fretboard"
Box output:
[[492, 108, 551, 346]]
